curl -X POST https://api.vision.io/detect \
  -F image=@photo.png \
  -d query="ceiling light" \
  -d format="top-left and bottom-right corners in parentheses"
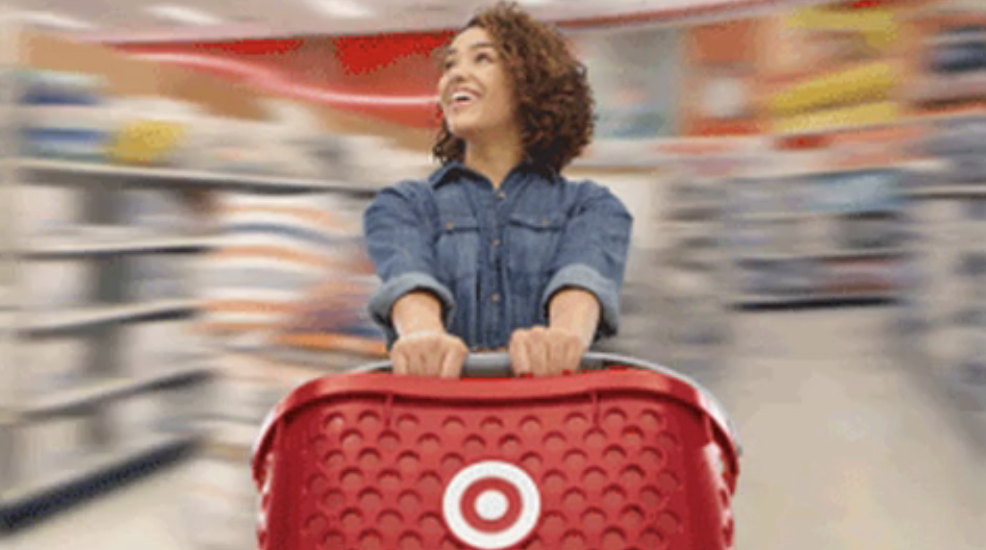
top-left (16, 11), bottom-right (94, 31)
top-left (308, 0), bottom-right (375, 19)
top-left (147, 5), bottom-right (223, 26)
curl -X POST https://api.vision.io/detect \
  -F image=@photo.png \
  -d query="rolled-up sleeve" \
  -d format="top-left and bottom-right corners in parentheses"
top-left (540, 181), bottom-right (633, 340)
top-left (363, 181), bottom-right (455, 348)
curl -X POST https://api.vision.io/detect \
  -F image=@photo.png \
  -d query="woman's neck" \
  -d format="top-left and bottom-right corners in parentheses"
top-left (464, 130), bottom-right (524, 189)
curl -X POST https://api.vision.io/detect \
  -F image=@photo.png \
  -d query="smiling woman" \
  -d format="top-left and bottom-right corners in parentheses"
top-left (433, 3), bottom-right (595, 174)
top-left (363, 1), bottom-right (634, 379)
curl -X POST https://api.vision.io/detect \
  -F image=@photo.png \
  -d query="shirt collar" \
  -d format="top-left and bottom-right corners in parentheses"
top-left (429, 158), bottom-right (561, 188)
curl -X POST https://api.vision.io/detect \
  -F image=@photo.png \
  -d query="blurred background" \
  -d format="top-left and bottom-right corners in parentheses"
top-left (0, 0), bottom-right (984, 548)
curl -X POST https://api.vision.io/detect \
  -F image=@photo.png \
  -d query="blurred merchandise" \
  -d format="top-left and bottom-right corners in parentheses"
top-left (199, 191), bottom-right (370, 339)
top-left (577, 26), bottom-right (681, 139)
top-left (679, 18), bottom-right (765, 136)
top-left (274, 273), bottom-right (386, 357)
top-left (761, 3), bottom-right (908, 135)
top-left (726, 157), bottom-right (909, 305)
top-left (768, 62), bottom-right (899, 116)
top-left (651, 153), bottom-right (733, 382)
top-left (909, 11), bottom-right (986, 108)
top-left (17, 70), bottom-right (112, 161)
top-left (820, 258), bottom-right (899, 294)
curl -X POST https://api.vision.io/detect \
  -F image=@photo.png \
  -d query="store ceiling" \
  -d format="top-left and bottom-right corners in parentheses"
top-left (11, 0), bottom-right (734, 42)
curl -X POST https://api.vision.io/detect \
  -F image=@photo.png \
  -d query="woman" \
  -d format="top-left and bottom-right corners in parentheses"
top-left (364, 1), bottom-right (633, 378)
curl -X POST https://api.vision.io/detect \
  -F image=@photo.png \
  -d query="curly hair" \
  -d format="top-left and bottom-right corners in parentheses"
top-left (432, 1), bottom-right (595, 173)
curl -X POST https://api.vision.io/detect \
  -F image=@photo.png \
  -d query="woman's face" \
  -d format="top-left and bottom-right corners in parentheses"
top-left (438, 26), bottom-right (519, 142)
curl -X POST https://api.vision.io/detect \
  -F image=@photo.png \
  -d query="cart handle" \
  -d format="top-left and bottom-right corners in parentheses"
top-left (351, 351), bottom-right (741, 457)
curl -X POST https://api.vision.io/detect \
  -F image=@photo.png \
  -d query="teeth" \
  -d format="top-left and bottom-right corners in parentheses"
top-left (453, 91), bottom-right (475, 102)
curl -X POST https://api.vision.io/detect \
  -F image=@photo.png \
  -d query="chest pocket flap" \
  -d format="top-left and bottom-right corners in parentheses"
top-left (435, 214), bottom-right (481, 278)
top-left (506, 210), bottom-right (568, 274)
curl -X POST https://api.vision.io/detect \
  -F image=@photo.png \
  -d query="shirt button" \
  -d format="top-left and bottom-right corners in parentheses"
top-left (492, 239), bottom-right (501, 247)
top-left (446, 221), bottom-right (454, 230)
top-left (497, 191), bottom-right (507, 200)
top-left (491, 293), bottom-right (500, 303)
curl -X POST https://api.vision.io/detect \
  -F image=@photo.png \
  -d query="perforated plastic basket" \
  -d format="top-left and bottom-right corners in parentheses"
top-left (252, 353), bottom-right (741, 550)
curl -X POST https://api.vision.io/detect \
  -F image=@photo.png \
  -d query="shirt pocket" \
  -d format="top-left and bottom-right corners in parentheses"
top-left (505, 210), bottom-right (567, 275)
top-left (435, 215), bottom-right (481, 280)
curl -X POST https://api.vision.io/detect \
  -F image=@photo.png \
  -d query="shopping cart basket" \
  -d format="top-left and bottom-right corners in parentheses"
top-left (252, 352), bottom-right (741, 550)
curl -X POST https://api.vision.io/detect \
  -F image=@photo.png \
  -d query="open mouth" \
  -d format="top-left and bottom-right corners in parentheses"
top-left (449, 89), bottom-right (479, 109)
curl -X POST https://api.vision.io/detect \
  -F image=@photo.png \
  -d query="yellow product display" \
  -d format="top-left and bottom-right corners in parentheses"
top-left (772, 101), bottom-right (900, 134)
top-left (770, 61), bottom-right (900, 116)
top-left (788, 7), bottom-right (899, 51)
top-left (108, 120), bottom-right (187, 165)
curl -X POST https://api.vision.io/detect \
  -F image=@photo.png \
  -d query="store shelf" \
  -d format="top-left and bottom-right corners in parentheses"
top-left (733, 293), bottom-right (897, 310)
top-left (905, 186), bottom-right (986, 199)
top-left (19, 158), bottom-right (380, 196)
top-left (0, 433), bottom-right (198, 531)
top-left (666, 202), bottom-right (722, 220)
top-left (25, 299), bottom-right (198, 334)
top-left (22, 363), bottom-right (213, 420)
top-left (27, 235), bottom-right (216, 257)
top-left (732, 211), bottom-right (821, 222)
top-left (737, 248), bottom-right (906, 262)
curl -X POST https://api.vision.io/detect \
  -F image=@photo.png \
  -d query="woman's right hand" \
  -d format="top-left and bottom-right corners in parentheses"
top-left (391, 331), bottom-right (468, 378)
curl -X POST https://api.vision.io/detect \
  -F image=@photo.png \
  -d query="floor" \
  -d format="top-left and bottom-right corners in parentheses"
top-left (5, 308), bottom-right (985, 550)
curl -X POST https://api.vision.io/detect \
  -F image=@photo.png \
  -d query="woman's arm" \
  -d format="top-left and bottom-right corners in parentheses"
top-left (392, 290), bottom-right (446, 336)
top-left (548, 287), bottom-right (600, 347)
top-left (510, 182), bottom-right (633, 377)
top-left (364, 182), bottom-right (468, 377)
top-left (364, 182), bottom-right (456, 347)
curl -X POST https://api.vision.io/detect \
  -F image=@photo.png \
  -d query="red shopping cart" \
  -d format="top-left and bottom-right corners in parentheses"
top-left (252, 353), bottom-right (741, 550)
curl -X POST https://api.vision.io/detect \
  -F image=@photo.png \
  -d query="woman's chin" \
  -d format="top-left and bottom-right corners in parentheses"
top-left (447, 122), bottom-right (479, 140)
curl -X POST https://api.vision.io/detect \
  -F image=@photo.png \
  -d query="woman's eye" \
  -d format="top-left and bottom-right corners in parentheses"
top-left (443, 59), bottom-right (455, 71)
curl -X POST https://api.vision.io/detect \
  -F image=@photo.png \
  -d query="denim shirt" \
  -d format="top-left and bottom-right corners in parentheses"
top-left (363, 160), bottom-right (633, 351)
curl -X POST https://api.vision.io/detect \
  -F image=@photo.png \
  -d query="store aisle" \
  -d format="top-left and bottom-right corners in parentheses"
top-left (722, 308), bottom-right (985, 550)
top-left (4, 309), bottom-right (983, 550)
top-left (6, 461), bottom-right (193, 550)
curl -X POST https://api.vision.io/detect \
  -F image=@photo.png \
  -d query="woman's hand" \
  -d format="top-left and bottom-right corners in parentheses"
top-left (391, 331), bottom-right (469, 378)
top-left (509, 326), bottom-right (587, 377)
top-left (390, 291), bottom-right (466, 377)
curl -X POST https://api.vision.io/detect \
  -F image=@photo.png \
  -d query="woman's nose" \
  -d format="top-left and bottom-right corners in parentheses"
top-left (445, 67), bottom-right (467, 85)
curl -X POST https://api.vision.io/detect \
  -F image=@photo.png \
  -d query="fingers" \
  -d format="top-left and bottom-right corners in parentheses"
top-left (391, 332), bottom-right (467, 378)
top-left (392, 346), bottom-right (408, 376)
top-left (509, 326), bottom-right (550, 377)
top-left (440, 338), bottom-right (467, 379)
top-left (510, 331), bottom-right (532, 377)
top-left (394, 327), bottom-right (585, 379)
top-left (509, 327), bottom-right (586, 378)
top-left (528, 327), bottom-right (550, 377)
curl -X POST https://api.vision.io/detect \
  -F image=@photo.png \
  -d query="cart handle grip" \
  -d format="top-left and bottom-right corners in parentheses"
top-left (351, 351), bottom-right (610, 378)
top-left (351, 352), bottom-right (740, 457)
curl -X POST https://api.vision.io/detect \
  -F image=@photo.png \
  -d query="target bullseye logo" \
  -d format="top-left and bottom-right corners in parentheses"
top-left (443, 460), bottom-right (541, 549)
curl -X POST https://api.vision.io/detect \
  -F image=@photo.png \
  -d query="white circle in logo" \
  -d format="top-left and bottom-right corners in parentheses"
top-left (476, 490), bottom-right (508, 521)
top-left (443, 460), bottom-right (541, 550)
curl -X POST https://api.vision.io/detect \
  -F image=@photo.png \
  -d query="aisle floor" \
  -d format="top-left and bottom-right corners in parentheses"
top-left (6, 309), bottom-right (985, 550)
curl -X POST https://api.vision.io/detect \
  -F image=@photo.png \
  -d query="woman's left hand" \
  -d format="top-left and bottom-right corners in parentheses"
top-left (508, 325), bottom-right (587, 377)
